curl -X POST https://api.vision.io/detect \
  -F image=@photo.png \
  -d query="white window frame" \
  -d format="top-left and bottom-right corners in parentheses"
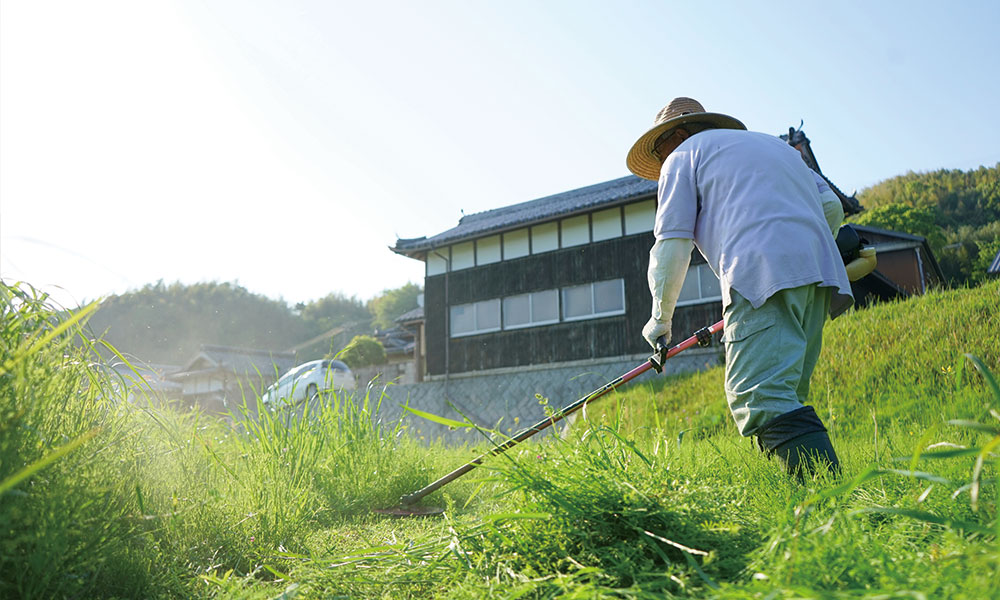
top-left (561, 279), bottom-right (626, 322)
top-left (450, 299), bottom-right (502, 338)
top-left (675, 263), bottom-right (723, 307)
top-left (502, 289), bottom-right (560, 330)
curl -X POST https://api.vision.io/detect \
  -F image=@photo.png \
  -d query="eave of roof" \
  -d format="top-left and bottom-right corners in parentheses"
top-left (395, 306), bottom-right (424, 323)
top-left (392, 175), bottom-right (656, 258)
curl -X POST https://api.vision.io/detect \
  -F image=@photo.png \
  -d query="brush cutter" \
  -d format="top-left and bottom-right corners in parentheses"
top-left (373, 320), bottom-right (725, 517)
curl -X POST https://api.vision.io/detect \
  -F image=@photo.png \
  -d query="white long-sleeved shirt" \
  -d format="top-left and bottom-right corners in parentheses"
top-left (653, 128), bottom-right (853, 316)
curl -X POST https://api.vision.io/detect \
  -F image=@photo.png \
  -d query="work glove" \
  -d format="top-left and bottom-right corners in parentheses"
top-left (845, 247), bottom-right (877, 281)
top-left (644, 238), bottom-right (692, 349)
top-left (643, 317), bottom-right (672, 350)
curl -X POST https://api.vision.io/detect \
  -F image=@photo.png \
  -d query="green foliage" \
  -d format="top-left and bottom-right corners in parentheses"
top-left (338, 334), bottom-right (387, 368)
top-left (88, 280), bottom-right (310, 364)
top-left (858, 164), bottom-right (1000, 226)
top-left (88, 281), bottom-right (424, 368)
top-left (368, 282), bottom-right (422, 331)
top-left (853, 164), bottom-right (1000, 286)
top-left (0, 280), bottom-right (458, 597)
top-left (852, 203), bottom-right (947, 250)
top-left (975, 237), bottom-right (1000, 282)
top-left (297, 291), bottom-right (370, 332)
top-left (0, 283), bottom-right (170, 598)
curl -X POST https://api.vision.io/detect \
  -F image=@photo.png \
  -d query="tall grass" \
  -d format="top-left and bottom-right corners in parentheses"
top-left (2, 279), bottom-right (998, 598)
top-left (0, 283), bottom-right (166, 597)
top-left (0, 282), bottom-right (475, 597)
top-left (286, 282), bottom-right (999, 598)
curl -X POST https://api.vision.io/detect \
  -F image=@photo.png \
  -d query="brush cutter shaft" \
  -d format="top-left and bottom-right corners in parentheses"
top-left (398, 320), bottom-right (725, 506)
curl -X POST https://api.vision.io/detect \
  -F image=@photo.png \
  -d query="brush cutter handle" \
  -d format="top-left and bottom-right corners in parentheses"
top-left (397, 319), bottom-right (725, 507)
top-left (651, 320), bottom-right (723, 373)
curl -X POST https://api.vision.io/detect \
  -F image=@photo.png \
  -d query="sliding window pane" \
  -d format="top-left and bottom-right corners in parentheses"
top-left (450, 304), bottom-right (475, 336)
top-left (593, 279), bottom-right (624, 314)
top-left (503, 294), bottom-right (530, 328)
top-left (532, 289), bottom-right (559, 322)
top-left (562, 284), bottom-right (592, 319)
top-left (476, 299), bottom-right (500, 331)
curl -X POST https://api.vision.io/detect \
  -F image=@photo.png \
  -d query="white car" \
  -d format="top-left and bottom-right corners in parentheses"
top-left (261, 359), bottom-right (355, 409)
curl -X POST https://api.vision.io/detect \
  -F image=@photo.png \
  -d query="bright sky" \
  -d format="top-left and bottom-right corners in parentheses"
top-left (2, 0), bottom-right (998, 309)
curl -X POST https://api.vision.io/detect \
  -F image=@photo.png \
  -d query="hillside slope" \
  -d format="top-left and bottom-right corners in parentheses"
top-left (610, 280), bottom-right (1000, 446)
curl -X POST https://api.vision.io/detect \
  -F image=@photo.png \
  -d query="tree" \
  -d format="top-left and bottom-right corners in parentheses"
top-left (851, 203), bottom-right (946, 252)
top-left (973, 238), bottom-right (1000, 284)
top-left (851, 164), bottom-right (1000, 287)
top-left (338, 335), bottom-right (386, 368)
top-left (87, 281), bottom-right (310, 364)
top-left (367, 283), bottom-right (422, 331)
top-left (299, 292), bottom-right (370, 332)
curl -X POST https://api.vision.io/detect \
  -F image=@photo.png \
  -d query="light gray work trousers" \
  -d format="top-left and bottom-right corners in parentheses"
top-left (722, 283), bottom-right (831, 437)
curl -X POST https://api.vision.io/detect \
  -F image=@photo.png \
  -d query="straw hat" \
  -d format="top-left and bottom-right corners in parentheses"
top-left (626, 97), bottom-right (746, 180)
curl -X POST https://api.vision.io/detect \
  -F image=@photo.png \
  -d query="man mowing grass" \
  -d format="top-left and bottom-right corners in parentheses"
top-left (626, 97), bottom-right (867, 478)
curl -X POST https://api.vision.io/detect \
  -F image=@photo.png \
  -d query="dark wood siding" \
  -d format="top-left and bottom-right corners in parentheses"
top-left (424, 232), bottom-right (723, 375)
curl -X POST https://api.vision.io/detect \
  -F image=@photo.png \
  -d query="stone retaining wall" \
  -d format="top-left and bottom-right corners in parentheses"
top-left (361, 346), bottom-right (724, 445)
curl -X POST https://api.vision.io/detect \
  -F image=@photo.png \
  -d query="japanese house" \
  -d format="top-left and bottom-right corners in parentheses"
top-left (392, 129), bottom-right (942, 378)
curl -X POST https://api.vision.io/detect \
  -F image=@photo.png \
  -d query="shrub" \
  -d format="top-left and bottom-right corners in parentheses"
top-left (338, 334), bottom-right (386, 368)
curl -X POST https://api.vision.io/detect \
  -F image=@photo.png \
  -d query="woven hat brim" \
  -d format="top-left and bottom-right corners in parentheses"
top-left (626, 112), bottom-right (746, 180)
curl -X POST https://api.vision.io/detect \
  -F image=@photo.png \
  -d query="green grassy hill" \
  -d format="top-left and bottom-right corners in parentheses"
top-left (2, 280), bottom-right (998, 598)
top-left (611, 279), bottom-right (1000, 445)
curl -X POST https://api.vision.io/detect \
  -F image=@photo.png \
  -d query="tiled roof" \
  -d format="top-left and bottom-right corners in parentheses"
top-left (393, 128), bottom-right (861, 259)
top-left (176, 345), bottom-right (297, 378)
top-left (395, 306), bottom-right (424, 323)
top-left (393, 175), bottom-right (656, 256)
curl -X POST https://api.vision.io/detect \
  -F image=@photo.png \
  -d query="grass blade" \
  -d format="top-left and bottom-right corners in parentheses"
top-left (0, 300), bottom-right (99, 376)
top-left (0, 428), bottom-right (99, 495)
top-left (403, 405), bottom-right (475, 429)
top-left (851, 506), bottom-right (994, 535)
top-left (965, 353), bottom-right (1000, 404)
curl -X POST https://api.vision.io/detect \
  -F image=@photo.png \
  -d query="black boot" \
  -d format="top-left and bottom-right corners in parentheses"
top-left (756, 406), bottom-right (840, 479)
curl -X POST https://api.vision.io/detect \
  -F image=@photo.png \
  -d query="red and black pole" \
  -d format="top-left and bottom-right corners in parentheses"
top-left (375, 320), bottom-right (725, 516)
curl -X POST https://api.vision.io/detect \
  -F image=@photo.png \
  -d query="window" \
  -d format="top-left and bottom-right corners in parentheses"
top-left (503, 289), bottom-right (559, 329)
top-left (676, 263), bottom-right (722, 306)
top-left (562, 279), bottom-right (626, 321)
top-left (593, 279), bottom-right (626, 314)
top-left (450, 299), bottom-right (501, 337)
top-left (450, 279), bottom-right (625, 336)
